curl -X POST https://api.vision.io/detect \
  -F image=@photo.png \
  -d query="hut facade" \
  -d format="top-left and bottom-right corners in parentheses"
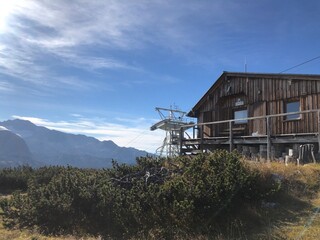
top-left (183, 72), bottom-right (320, 161)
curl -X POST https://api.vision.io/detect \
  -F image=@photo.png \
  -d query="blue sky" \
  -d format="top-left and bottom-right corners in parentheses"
top-left (1, 0), bottom-right (320, 152)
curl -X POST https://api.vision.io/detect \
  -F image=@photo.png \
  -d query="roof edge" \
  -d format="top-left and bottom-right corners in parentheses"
top-left (187, 71), bottom-right (320, 117)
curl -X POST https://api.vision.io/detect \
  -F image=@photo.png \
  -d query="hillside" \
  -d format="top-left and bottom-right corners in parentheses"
top-left (0, 127), bottom-right (34, 168)
top-left (0, 152), bottom-right (320, 239)
top-left (0, 119), bottom-right (150, 168)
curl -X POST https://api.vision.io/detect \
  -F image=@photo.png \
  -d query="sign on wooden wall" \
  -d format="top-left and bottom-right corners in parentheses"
top-left (235, 98), bottom-right (244, 106)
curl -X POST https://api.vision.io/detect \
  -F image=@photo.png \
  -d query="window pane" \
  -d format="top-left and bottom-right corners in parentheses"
top-left (286, 101), bottom-right (300, 120)
top-left (234, 110), bottom-right (248, 124)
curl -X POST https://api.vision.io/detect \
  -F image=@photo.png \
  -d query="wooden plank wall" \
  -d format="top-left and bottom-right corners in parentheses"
top-left (197, 75), bottom-right (320, 136)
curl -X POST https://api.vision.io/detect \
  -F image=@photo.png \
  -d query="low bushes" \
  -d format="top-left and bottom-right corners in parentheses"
top-left (0, 150), bottom-right (280, 239)
top-left (0, 166), bottom-right (33, 192)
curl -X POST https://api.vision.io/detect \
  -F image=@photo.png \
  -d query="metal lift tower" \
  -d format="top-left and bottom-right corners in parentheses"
top-left (150, 107), bottom-right (193, 157)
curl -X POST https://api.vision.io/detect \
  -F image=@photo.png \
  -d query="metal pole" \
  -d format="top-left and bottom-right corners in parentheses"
top-left (193, 126), bottom-right (195, 139)
top-left (179, 127), bottom-right (183, 156)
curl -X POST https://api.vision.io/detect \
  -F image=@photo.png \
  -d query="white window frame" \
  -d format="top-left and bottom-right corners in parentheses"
top-left (234, 109), bottom-right (248, 124)
top-left (285, 101), bottom-right (300, 120)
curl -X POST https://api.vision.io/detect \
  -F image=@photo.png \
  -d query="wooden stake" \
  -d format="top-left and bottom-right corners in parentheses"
top-left (229, 121), bottom-right (233, 152)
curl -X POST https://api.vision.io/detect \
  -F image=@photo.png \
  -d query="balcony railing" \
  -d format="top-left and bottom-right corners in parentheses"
top-left (179, 109), bottom-right (320, 160)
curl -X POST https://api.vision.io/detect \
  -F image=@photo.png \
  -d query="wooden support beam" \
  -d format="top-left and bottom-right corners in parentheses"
top-left (200, 125), bottom-right (204, 151)
top-left (182, 109), bottom-right (320, 155)
top-left (229, 121), bottom-right (233, 152)
top-left (267, 116), bottom-right (272, 162)
top-left (318, 110), bottom-right (320, 153)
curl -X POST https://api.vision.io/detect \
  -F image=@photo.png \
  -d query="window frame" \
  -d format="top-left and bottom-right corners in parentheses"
top-left (234, 108), bottom-right (248, 124)
top-left (284, 100), bottom-right (301, 121)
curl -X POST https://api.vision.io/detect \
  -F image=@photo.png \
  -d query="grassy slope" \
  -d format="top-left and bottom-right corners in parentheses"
top-left (0, 162), bottom-right (320, 240)
top-left (248, 162), bottom-right (320, 240)
top-left (0, 223), bottom-right (98, 240)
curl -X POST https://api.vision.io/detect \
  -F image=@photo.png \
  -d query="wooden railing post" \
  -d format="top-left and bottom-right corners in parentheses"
top-left (200, 125), bottom-right (204, 151)
top-left (267, 116), bottom-right (271, 162)
top-left (229, 121), bottom-right (233, 152)
top-left (318, 110), bottom-right (320, 153)
top-left (182, 109), bottom-right (319, 157)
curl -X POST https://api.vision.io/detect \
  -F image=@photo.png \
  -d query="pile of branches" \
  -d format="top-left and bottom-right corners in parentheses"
top-left (110, 159), bottom-right (184, 188)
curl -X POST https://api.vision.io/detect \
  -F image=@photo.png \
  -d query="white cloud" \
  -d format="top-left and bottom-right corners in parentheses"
top-left (1, 0), bottom-right (290, 88)
top-left (6, 0), bottom-right (151, 52)
top-left (52, 50), bottom-right (140, 72)
top-left (1, 0), bottom-right (235, 93)
top-left (12, 115), bottom-right (165, 153)
top-left (0, 43), bottom-right (113, 93)
top-left (70, 113), bottom-right (83, 118)
top-left (0, 0), bottom-right (146, 91)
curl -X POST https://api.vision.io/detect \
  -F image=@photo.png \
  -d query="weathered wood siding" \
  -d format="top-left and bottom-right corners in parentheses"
top-left (196, 74), bottom-right (320, 137)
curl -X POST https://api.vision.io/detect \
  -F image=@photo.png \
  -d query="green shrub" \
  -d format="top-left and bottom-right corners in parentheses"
top-left (0, 166), bottom-right (33, 192)
top-left (0, 151), bottom-right (278, 239)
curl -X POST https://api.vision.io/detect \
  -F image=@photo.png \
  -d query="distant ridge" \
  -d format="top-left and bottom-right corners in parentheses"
top-left (0, 126), bottom-right (34, 167)
top-left (0, 119), bottom-right (150, 168)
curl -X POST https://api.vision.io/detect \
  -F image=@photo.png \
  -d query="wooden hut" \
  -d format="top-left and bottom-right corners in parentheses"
top-left (182, 71), bottom-right (320, 161)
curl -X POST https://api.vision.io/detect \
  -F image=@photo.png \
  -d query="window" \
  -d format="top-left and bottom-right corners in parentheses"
top-left (285, 101), bottom-right (300, 120)
top-left (234, 109), bottom-right (248, 124)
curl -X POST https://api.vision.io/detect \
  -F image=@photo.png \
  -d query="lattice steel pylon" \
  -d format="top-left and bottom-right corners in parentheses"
top-left (150, 106), bottom-right (193, 157)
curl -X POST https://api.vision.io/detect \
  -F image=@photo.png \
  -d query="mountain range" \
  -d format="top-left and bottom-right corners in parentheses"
top-left (0, 119), bottom-right (150, 168)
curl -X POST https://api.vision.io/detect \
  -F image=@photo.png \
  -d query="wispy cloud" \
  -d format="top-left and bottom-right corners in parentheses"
top-left (52, 50), bottom-right (140, 72)
top-left (1, 0), bottom-right (299, 89)
top-left (0, 43), bottom-right (48, 84)
top-left (9, 1), bottom-right (145, 49)
top-left (2, 1), bottom-right (224, 67)
top-left (12, 115), bottom-right (164, 152)
top-left (2, 0), bottom-right (247, 95)
top-left (0, 0), bottom-right (148, 92)
top-left (0, 81), bottom-right (14, 92)
top-left (0, 43), bottom-right (114, 93)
